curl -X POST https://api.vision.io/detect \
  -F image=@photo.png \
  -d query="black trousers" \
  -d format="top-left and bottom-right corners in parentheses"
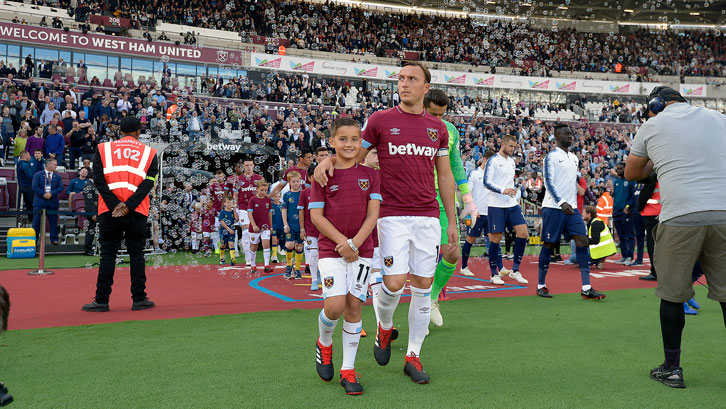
top-left (643, 215), bottom-right (658, 276)
top-left (95, 212), bottom-right (148, 303)
top-left (83, 218), bottom-right (96, 254)
top-left (19, 186), bottom-right (34, 222)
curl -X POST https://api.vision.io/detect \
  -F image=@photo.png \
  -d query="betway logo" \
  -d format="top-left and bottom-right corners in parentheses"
top-left (208, 143), bottom-right (242, 152)
top-left (388, 142), bottom-right (436, 159)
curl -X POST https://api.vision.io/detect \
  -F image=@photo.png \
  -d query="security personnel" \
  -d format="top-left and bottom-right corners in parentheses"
top-left (596, 188), bottom-right (613, 225)
top-left (82, 117), bottom-right (158, 312)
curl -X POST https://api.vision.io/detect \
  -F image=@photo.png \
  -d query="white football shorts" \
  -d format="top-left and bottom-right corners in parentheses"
top-left (249, 229), bottom-right (271, 244)
top-left (378, 216), bottom-right (441, 278)
top-left (318, 257), bottom-right (372, 302)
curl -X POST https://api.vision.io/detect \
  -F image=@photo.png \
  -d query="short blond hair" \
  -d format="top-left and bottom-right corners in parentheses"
top-left (286, 171), bottom-right (301, 182)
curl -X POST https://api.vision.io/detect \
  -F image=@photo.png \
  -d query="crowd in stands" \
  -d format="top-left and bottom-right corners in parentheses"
top-left (35, 0), bottom-right (726, 78)
top-left (0, 64), bottom-right (695, 252)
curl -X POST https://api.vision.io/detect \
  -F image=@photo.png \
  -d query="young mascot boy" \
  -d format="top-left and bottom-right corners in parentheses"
top-left (247, 180), bottom-right (274, 273)
top-left (311, 117), bottom-right (381, 395)
top-left (282, 172), bottom-right (304, 279)
top-left (218, 198), bottom-right (239, 265)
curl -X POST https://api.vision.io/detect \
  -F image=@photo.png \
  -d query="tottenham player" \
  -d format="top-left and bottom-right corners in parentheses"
top-left (483, 135), bottom-right (529, 285)
top-left (315, 61), bottom-right (458, 384)
top-left (311, 117), bottom-right (381, 395)
top-left (461, 150), bottom-right (496, 277)
top-left (422, 89), bottom-right (477, 328)
top-left (538, 124), bottom-right (606, 300)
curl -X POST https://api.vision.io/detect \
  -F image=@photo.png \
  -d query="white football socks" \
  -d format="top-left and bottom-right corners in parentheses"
top-left (263, 248), bottom-right (270, 266)
top-left (407, 286), bottom-right (432, 357)
top-left (370, 281), bottom-right (381, 326)
top-left (341, 320), bottom-right (362, 370)
top-left (318, 309), bottom-right (338, 347)
top-left (376, 282), bottom-right (403, 330)
top-left (309, 248), bottom-right (319, 283)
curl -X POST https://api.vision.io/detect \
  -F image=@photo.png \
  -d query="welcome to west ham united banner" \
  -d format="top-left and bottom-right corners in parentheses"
top-left (0, 21), bottom-right (244, 66)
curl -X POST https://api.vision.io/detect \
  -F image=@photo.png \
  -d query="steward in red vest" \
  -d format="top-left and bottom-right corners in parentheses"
top-left (83, 117), bottom-right (159, 312)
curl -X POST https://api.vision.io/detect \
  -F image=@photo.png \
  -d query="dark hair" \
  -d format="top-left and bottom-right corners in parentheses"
top-left (330, 117), bottom-right (360, 137)
top-left (401, 60), bottom-right (432, 84)
top-left (484, 150), bottom-right (496, 160)
top-left (424, 89), bottom-right (449, 109)
top-left (554, 123), bottom-right (569, 133)
top-left (315, 146), bottom-right (329, 154)
top-left (299, 147), bottom-right (313, 157)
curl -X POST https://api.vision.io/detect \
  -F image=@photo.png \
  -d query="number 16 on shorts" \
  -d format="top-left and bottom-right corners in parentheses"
top-left (318, 257), bottom-right (373, 302)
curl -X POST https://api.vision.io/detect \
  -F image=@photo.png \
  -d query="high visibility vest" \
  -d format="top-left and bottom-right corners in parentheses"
top-left (589, 221), bottom-right (617, 260)
top-left (641, 182), bottom-right (661, 217)
top-left (596, 192), bottom-right (613, 224)
top-left (98, 136), bottom-right (157, 217)
top-left (166, 104), bottom-right (178, 120)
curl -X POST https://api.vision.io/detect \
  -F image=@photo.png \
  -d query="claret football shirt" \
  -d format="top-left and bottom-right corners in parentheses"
top-left (361, 106), bottom-right (448, 218)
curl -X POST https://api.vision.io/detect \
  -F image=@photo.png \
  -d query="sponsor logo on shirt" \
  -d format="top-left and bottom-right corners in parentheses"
top-left (388, 142), bottom-right (436, 159)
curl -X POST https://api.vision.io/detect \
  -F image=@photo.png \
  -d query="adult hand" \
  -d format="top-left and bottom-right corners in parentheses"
top-left (502, 188), bottom-right (517, 197)
top-left (313, 157), bottom-right (334, 187)
top-left (560, 202), bottom-right (574, 215)
top-left (446, 224), bottom-right (458, 250)
top-left (43, 193), bottom-right (51, 200)
top-left (253, 225), bottom-right (260, 233)
top-left (112, 202), bottom-right (129, 217)
top-left (300, 228), bottom-right (306, 240)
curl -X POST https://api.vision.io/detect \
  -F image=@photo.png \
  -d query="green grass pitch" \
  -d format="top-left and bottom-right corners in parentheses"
top-left (1, 286), bottom-right (723, 408)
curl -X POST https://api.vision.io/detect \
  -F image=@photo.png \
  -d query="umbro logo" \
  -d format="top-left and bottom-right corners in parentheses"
top-left (330, 185), bottom-right (339, 192)
top-left (419, 307), bottom-right (430, 313)
top-left (390, 128), bottom-right (401, 135)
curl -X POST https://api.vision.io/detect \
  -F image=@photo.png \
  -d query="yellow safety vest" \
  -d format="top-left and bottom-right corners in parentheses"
top-left (589, 220), bottom-right (617, 259)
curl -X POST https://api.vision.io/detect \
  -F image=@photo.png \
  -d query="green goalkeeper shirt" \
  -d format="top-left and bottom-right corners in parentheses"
top-left (435, 119), bottom-right (470, 204)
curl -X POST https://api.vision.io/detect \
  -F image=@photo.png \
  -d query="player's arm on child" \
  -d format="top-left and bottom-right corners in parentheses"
top-left (312, 149), bottom-right (369, 187)
top-left (435, 155), bottom-right (458, 247)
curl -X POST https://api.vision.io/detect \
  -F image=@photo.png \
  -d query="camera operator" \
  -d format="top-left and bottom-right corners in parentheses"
top-left (625, 86), bottom-right (726, 389)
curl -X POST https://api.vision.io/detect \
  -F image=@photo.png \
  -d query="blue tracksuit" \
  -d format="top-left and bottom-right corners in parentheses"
top-left (612, 178), bottom-right (636, 259)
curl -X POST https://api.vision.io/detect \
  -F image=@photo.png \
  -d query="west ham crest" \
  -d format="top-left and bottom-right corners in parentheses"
top-left (383, 256), bottom-right (394, 268)
top-left (216, 50), bottom-right (229, 63)
top-left (427, 128), bottom-right (439, 142)
top-left (324, 277), bottom-right (334, 288)
top-left (358, 179), bottom-right (370, 191)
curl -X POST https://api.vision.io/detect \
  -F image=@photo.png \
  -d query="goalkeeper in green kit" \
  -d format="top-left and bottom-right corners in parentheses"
top-left (423, 89), bottom-right (479, 328)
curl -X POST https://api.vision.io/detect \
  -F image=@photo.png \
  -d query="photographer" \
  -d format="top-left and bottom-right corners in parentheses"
top-left (625, 86), bottom-right (726, 389)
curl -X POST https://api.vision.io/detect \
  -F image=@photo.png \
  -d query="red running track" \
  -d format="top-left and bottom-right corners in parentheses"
top-left (1, 256), bottom-right (657, 330)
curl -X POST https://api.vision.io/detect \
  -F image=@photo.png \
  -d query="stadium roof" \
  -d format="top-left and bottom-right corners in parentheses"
top-left (358, 0), bottom-right (726, 26)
